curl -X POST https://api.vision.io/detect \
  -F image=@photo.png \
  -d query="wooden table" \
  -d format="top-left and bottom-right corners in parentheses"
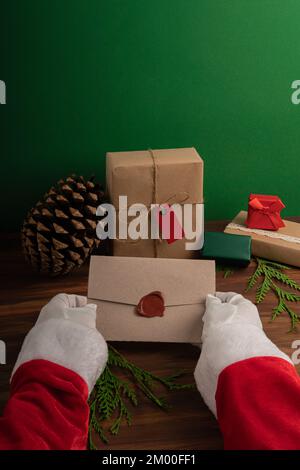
top-left (1, 221), bottom-right (300, 450)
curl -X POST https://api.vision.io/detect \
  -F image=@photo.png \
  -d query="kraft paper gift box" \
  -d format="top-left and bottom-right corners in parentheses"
top-left (88, 256), bottom-right (215, 343)
top-left (225, 211), bottom-right (300, 268)
top-left (106, 147), bottom-right (204, 259)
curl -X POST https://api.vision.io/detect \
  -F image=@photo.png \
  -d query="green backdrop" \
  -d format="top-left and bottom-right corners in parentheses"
top-left (1, 0), bottom-right (300, 231)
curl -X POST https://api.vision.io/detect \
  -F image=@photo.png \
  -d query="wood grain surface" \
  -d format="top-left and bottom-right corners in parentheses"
top-left (1, 221), bottom-right (300, 450)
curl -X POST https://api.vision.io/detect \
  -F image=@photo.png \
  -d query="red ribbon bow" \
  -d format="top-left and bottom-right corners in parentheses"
top-left (249, 197), bottom-right (285, 213)
top-left (247, 195), bottom-right (285, 230)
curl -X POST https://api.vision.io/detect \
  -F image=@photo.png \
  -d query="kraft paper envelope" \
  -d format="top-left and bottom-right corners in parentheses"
top-left (88, 256), bottom-right (215, 343)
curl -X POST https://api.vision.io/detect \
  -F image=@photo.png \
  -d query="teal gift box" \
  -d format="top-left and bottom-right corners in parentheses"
top-left (200, 231), bottom-right (251, 267)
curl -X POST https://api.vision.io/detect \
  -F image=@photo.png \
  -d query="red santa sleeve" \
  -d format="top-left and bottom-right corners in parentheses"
top-left (0, 360), bottom-right (89, 450)
top-left (0, 294), bottom-right (108, 450)
top-left (216, 355), bottom-right (300, 450)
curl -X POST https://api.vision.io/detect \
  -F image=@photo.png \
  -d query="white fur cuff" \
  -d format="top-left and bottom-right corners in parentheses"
top-left (12, 319), bottom-right (108, 394)
top-left (194, 323), bottom-right (293, 417)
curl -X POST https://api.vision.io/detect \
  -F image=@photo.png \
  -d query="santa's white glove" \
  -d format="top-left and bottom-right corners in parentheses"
top-left (194, 292), bottom-right (292, 417)
top-left (12, 294), bottom-right (108, 394)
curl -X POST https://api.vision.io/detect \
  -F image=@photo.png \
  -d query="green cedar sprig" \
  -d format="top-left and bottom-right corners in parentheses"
top-left (246, 257), bottom-right (300, 331)
top-left (89, 345), bottom-right (195, 449)
top-left (216, 264), bottom-right (234, 278)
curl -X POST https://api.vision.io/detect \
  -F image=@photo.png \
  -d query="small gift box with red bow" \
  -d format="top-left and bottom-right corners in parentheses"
top-left (246, 194), bottom-right (285, 231)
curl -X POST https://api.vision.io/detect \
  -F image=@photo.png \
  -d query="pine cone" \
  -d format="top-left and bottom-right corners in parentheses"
top-left (21, 175), bottom-right (106, 276)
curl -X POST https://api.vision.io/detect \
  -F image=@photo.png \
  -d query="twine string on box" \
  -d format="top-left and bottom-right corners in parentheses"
top-left (148, 149), bottom-right (190, 256)
top-left (149, 148), bottom-right (159, 258)
top-left (116, 149), bottom-right (190, 253)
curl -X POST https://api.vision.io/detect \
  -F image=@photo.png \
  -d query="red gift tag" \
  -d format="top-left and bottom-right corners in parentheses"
top-left (157, 204), bottom-right (185, 244)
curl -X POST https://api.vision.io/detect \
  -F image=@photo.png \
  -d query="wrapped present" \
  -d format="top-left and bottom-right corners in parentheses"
top-left (106, 147), bottom-right (204, 258)
top-left (200, 231), bottom-right (251, 267)
top-left (246, 194), bottom-right (285, 231)
top-left (88, 255), bottom-right (215, 343)
top-left (225, 211), bottom-right (300, 267)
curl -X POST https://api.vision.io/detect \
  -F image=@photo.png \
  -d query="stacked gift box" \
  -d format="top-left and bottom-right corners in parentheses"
top-left (106, 147), bottom-right (204, 259)
top-left (224, 194), bottom-right (300, 268)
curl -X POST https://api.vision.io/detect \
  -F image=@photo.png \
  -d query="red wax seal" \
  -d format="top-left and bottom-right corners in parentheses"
top-left (136, 291), bottom-right (165, 318)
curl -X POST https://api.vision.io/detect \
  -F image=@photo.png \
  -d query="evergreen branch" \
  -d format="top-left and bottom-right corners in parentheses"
top-left (108, 346), bottom-right (194, 392)
top-left (265, 268), bottom-right (300, 291)
top-left (88, 345), bottom-right (195, 449)
top-left (89, 401), bottom-right (108, 447)
top-left (120, 379), bottom-right (138, 406)
top-left (224, 268), bottom-right (233, 279)
top-left (216, 264), bottom-right (234, 279)
top-left (256, 276), bottom-right (271, 303)
top-left (260, 260), bottom-right (292, 270)
top-left (247, 257), bottom-right (300, 331)
top-left (280, 290), bottom-right (300, 302)
top-left (272, 298), bottom-right (285, 321)
top-left (245, 258), bottom-right (263, 292)
top-left (284, 304), bottom-right (300, 331)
